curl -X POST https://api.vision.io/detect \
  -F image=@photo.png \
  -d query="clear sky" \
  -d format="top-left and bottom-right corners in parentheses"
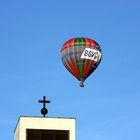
top-left (0, 0), bottom-right (140, 140)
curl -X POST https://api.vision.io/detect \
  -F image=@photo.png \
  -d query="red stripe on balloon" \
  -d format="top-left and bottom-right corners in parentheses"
top-left (64, 62), bottom-right (77, 78)
top-left (61, 38), bottom-right (76, 52)
top-left (65, 61), bottom-right (80, 79)
top-left (70, 60), bottom-right (80, 78)
top-left (83, 60), bottom-right (94, 78)
top-left (84, 38), bottom-right (97, 49)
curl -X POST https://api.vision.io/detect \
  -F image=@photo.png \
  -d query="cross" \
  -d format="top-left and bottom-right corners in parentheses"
top-left (38, 96), bottom-right (50, 117)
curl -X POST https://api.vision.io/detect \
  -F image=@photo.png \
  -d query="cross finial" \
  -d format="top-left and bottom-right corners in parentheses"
top-left (38, 96), bottom-right (50, 117)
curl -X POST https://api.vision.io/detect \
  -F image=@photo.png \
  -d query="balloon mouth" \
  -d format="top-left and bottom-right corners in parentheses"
top-left (80, 81), bottom-right (84, 87)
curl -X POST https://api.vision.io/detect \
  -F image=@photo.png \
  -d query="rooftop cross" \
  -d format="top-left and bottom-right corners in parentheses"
top-left (38, 96), bottom-right (50, 117)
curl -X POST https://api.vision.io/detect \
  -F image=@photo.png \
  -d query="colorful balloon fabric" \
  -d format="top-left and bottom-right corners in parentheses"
top-left (61, 37), bottom-right (102, 87)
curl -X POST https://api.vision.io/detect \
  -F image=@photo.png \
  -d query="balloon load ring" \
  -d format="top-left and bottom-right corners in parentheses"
top-left (80, 81), bottom-right (84, 87)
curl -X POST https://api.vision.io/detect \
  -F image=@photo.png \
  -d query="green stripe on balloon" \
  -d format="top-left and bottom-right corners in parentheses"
top-left (74, 38), bottom-right (86, 80)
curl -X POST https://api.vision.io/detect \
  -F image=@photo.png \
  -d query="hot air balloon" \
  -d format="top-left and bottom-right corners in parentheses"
top-left (61, 37), bottom-right (102, 87)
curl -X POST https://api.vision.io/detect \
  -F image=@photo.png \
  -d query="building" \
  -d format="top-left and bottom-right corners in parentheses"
top-left (14, 116), bottom-right (76, 140)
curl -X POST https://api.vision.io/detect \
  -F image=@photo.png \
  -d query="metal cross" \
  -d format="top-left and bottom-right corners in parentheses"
top-left (38, 96), bottom-right (50, 117)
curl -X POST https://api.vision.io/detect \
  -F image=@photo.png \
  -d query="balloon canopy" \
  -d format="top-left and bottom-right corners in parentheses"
top-left (61, 37), bottom-right (102, 87)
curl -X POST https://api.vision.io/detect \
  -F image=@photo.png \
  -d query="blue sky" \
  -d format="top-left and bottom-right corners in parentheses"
top-left (0, 0), bottom-right (140, 140)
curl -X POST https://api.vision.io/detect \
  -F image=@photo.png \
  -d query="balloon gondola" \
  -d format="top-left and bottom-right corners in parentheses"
top-left (61, 37), bottom-right (102, 87)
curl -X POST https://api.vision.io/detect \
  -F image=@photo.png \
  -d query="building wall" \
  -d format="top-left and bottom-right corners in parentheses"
top-left (14, 120), bottom-right (20, 140)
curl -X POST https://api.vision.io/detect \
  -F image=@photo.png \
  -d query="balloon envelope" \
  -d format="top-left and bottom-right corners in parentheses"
top-left (61, 37), bottom-right (102, 87)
